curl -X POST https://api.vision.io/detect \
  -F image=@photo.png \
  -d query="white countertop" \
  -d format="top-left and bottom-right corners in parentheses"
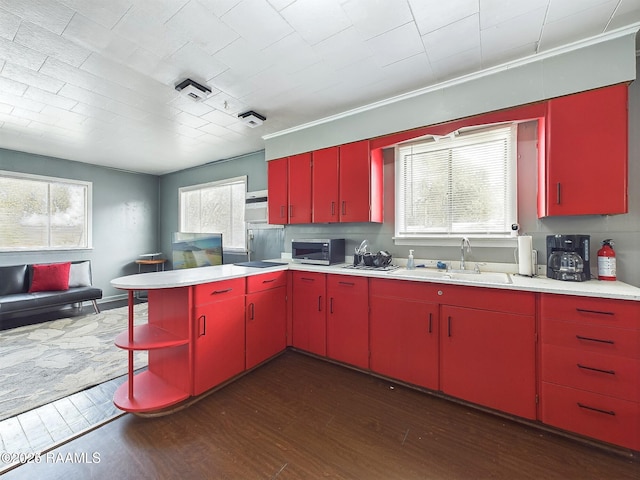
top-left (111, 261), bottom-right (640, 301)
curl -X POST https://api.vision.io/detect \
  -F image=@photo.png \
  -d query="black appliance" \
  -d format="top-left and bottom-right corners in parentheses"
top-left (291, 239), bottom-right (345, 265)
top-left (546, 234), bottom-right (590, 281)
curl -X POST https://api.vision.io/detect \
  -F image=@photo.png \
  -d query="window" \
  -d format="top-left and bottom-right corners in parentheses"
top-left (179, 176), bottom-right (246, 251)
top-left (0, 171), bottom-right (91, 251)
top-left (395, 124), bottom-right (517, 242)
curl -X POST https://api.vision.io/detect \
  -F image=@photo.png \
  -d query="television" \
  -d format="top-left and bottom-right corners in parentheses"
top-left (172, 232), bottom-right (223, 269)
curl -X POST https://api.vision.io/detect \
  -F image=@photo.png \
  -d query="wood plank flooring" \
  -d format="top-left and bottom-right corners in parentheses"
top-left (2, 351), bottom-right (637, 479)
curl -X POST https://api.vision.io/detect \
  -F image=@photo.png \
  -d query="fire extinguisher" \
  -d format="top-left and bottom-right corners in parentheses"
top-left (597, 239), bottom-right (616, 281)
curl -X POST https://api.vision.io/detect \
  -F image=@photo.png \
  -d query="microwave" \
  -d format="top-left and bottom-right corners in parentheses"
top-left (291, 239), bottom-right (345, 265)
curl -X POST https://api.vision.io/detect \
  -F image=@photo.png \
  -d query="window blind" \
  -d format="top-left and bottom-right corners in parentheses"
top-left (396, 125), bottom-right (516, 238)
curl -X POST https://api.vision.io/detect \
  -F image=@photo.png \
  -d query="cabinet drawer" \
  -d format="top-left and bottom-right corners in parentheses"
top-left (541, 319), bottom-right (640, 359)
top-left (246, 271), bottom-right (287, 293)
top-left (541, 382), bottom-right (639, 451)
top-left (541, 294), bottom-right (639, 329)
top-left (370, 278), bottom-right (440, 302)
top-left (193, 278), bottom-right (245, 305)
top-left (541, 345), bottom-right (639, 402)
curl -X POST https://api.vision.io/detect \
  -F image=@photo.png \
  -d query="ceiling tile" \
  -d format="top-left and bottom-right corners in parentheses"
top-left (540, 1), bottom-right (620, 50)
top-left (15, 21), bottom-right (90, 68)
top-left (0, 7), bottom-right (21, 40)
top-left (204, 92), bottom-right (248, 115)
top-left (0, 36), bottom-right (47, 70)
top-left (280, 0), bottom-right (352, 45)
top-left (24, 86), bottom-right (78, 110)
top-left (165, 0), bottom-right (239, 55)
top-left (260, 32), bottom-right (321, 75)
top-left (0, 90), bottom-right (45, 112)
top-left (422, 14), bottom-right (481, 63)
top-left (0, 0), bottom-right (74, 35)
top-left (200, 109), bottom-right (237, 126)
top-left (59, 0), bottom-right (133, 29)
top-left (409, 0), bottom-right (478, 35)
top-left (608, 0), bottom-right (640, 29)
top-left (197, 0), bottom-right (242, 17)
top-left (430, 46), bottom-right (482, 82)
top-left (213, 37), bottom-right (274, 77)
top-left (367, 21), bottom-right (424, 67)
top-left (342, 0), bottom-right (413, 40)
top-left (2, 62), bottom-right (65, 93)
top-left (221, 0), bottom-right (293, 48)
top-left (546, 0), bottom-right (617, 22)
top-left (152, 42), bottom-right (229, 86)
top-left (480, 7), bottom-right (546, 62)
top-left (313, 27), bottom-right (374, 70)
top-left (170, 95), bottom-right (215, 117)
top-left (479, 0), bottom-right (549, 29)
top-left (62, 13), bottom-right (137, 61)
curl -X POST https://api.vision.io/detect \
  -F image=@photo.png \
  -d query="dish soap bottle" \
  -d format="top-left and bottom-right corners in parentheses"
top-left (407, 250), bottom-right (415, 270)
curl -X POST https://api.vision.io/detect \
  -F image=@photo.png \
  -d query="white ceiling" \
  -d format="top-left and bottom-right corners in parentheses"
top-left (0, 0), bottom-right (639, 175)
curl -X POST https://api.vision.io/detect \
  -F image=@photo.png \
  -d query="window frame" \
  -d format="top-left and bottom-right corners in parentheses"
top-left (394, 123), bottom-right (518, 247)
top-left (0, 170), bottom-right (92, 252)
top-left (178, 175), bottom-right (247, 253)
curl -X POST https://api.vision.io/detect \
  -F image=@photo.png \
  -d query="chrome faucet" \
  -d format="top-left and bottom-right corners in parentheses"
top-left (460, 237), bottom-right (471, 270)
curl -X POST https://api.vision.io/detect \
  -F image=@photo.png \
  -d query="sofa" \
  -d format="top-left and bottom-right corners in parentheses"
top-left (0, 260), bottom-right (102, 330)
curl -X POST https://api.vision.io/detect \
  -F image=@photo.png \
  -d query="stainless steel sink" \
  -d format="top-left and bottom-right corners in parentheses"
top-left (389, 268), bottom-right (512, 284)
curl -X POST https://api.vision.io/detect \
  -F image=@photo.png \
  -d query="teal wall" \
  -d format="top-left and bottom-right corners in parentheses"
top-left (0, 149), bottom-right (159, 300)
top-left (158, 150), bottom-right (267, 266)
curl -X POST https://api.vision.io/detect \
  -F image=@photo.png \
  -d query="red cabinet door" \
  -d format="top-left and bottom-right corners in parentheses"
top-left (246, 286), bottom-right (287, 369)
top-left (542, 83), bottom-right (628, 216)
top-left (370, 296), bottom-right (439, 390)
top-left (267, 157), bottom-right (288, 224)
top-left (288, 152), bottom-right (312, 224)
top-left (326, 275), bottom-right (369, 369)
top-left (193, 294), bottom-right (246, 395)
top-left (440, 305), bottom-right (536, 419)
top-left (291, 272), bottom-right (326, 355)
top-left (338, 140), bottom-right (372, 222)
top-left (312, 146), bottom-right (339, 223)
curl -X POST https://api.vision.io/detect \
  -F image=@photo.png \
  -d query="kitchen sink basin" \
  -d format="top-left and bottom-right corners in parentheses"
top-left (389, 268), bottom-right (512, 284)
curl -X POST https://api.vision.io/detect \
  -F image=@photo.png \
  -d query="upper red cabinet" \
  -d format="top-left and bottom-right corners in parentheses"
top-left (539, 83), bottom-right (628, 217)
top-left (268, 140), bottom-right (383, 225)
top-left (267, 157), bottom-right (288, 224)
top-left (312, 146), bottom-right (340, 223)
top-left (338, 140), bottom-right (383, 223)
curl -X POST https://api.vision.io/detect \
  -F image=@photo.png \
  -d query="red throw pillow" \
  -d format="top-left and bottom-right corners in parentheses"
top-left (29, 262), bottom-right (71, 292)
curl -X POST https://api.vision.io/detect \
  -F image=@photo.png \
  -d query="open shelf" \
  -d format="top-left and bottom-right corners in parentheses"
top-left (115, 324), bottom-right (189, 350)
top-left (113, 370), bottom-right (190, 413)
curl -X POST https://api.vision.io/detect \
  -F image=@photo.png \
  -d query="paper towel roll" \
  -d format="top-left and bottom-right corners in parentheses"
top-left (517, 236), bottom-right (533, 276)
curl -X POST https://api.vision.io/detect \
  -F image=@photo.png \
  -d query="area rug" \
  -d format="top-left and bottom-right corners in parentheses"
top-left (0, 303), bottom-right (149, 421)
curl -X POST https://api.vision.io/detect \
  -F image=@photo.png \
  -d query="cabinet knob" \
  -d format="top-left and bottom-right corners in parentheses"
top-left (437, 290), bottom-right (443, 296)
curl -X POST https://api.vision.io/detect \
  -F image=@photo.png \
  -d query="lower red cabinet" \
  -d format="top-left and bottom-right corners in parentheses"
top-left (291, 272), bottom-right (327, 356)
top-left (326, 275), bottom-right (369, 369)
top-left (246, 286), bottom-right (287, 369)
top-left (192, 284), bottom-right (246, 396)
top-left (440, 305), bottom-right (536, 419)
top-left (370, 281), bottom-right (439, 390)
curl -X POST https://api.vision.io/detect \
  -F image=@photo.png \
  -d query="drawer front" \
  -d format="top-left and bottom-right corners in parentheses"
top-left (246, 271), bottom-right (287, 293)
top-left (541, 382), bottom-right (639, 451)
top-left (541, 294), bottom-right (639, 329)
top-left (369, 278), bottom-right (442, 302)
top-left (194, 278), bottom-right (245, 305)
top-left (541, 318), bottom-right (640, 359)
top-left (541, 345), bottom-right (639, 401)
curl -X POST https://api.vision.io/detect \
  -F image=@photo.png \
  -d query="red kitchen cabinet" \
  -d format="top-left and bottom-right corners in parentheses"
top-left (339, 140), bottom-right (383, 223)
top-left (246, 271), bottom-right (287, 369)
top-left (540, 293), bottom-right (640, 450)
top-left (291, 271), bottom-right (327, 356)
top-left (440, 304), bottom-right (536, 419)
top-left (326, 274), bottom-right (369, 369)
top-left (192, 279), bottom-right (246, 396)
top-left (312, 146), bottom-right (340, 223)
top-left (370, 279), bottom-right (439, 389)
top-left (539, 83), bottom-right (628, 217)
top-left (267, 157), bottom-right (288, 224)
top-left (288, 152), bottom-right (312, 224)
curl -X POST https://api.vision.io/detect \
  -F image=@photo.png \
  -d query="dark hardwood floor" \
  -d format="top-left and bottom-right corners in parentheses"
top-left (2, 351), bottom-right (637, 480)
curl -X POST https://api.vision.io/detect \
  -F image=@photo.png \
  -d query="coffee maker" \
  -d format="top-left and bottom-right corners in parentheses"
top-left (546, 235), bottom-right (591, 281)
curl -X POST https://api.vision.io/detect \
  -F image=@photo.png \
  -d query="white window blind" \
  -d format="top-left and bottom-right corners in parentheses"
top-left (179, 176), bottom-right (246, 251)
top-left (0, 171), bottom-right (91, 251)
top-left (396, 125), bottom-right (517, 239)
